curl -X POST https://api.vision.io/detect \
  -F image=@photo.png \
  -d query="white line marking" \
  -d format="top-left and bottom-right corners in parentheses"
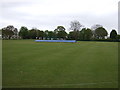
top-left (4, 81), bottom-right (117, 87)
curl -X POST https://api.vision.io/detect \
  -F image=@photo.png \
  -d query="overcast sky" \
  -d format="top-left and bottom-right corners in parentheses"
top-left (0, 0), bottom-right (119, 34)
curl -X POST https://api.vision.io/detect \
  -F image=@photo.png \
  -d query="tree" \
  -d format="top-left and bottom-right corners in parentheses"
top-left (68, 31), bottom-right (74, 40)
top-left (55, 26), bottom-right (67, 40)
top-left (36, 29), bottom-right (40, 39)
top-left (39, 31), bottom-right (44, 40)
top-left (94, 27), bottom-right (108, 39)
top-left (28, 28), bottom-right (37, 39)
top-left (5, 25), bottom-right (18, 39)
top-left (68, 31), bottom-right (79, 40)
top-left (54, 29), bottom-right (58, 40)
top-left (69, 21), bottom-right (83, 40)
top-left (56, 26), bottom-right (65, 31)
top-left (110, 29), bottom-right (117, 40)
top-left (19, 26), bottom-right (29, 39)
top-left (48, 31), bottom-right (55, 40)
top-left (69, 20), bottom-right (82, 31)
top-left (44, 30), bottom-right (49, 40)
top-left (12, 28), bottom-right (18, 39)
top-left (85, 28), bottom-right (93, 40)
top-left (91, 24), bottom-right (103, 39)
top-left (2, 28), bottom-right (14, 39)
top-left (91, 24), bottom-right (103, 30)
top-left (1, 25), bottom-right (15, 39)
top-left (0, 29), bottom-right (1, 39)
top-left (79, 28), bottom-right (85, 40)
top-left (57, 31), bottom-right (67, 40)
top-left (79, 28), bottom-right (93, 40)
top-left (116, 35), bottom-right (120, 41)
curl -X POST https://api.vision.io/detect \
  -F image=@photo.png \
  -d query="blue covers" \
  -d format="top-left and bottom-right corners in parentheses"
top-left (35, 40), bottom-right (76, 42)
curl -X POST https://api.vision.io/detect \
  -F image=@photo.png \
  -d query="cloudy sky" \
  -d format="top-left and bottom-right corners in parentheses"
top-left (0, 0), bottom-right (119, 34)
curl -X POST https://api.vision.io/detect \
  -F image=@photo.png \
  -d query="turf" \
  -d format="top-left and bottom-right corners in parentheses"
top-left (2, 40), bottom-right (118, 88)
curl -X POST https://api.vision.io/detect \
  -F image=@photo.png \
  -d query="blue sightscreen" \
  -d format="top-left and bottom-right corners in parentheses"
top-left (35, 40), bottom-right (76, 42)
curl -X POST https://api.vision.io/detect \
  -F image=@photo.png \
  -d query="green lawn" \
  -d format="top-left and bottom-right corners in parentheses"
top-left (2, 40), bottom-right (118, 88)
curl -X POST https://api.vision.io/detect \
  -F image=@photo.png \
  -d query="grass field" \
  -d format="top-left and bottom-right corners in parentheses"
top-left (2, 40), bottom-right (118, 88)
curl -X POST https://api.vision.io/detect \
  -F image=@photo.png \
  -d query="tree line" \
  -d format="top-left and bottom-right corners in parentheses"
top-left (0, 20), bottom-right (120, 41)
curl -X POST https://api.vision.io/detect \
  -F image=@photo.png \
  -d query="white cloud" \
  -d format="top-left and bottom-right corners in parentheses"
top-left (0, 0), bottom-right (119, 34)
top-left (10, 0), bottom-right (118, 15)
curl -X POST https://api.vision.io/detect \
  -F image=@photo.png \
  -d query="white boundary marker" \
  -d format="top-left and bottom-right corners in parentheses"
top-left (4, 81), bottom-right (117, 88)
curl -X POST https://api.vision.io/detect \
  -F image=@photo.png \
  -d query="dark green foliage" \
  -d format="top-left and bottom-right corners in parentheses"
top-left (56, 26), bottom-right (65, 31)
top-left (19, 26), bottom-right (29, 39)
top-left (0, 29), bottom-right (1, 35)
top-left (57, 30), bottom-right (67, 39)
top-left (79, 28), bottom-right (93, 40)
top-left (91, 24), bottom-right (103, 30)
top-left (2, 29), bottom-right (14, 39)
top-left (116, 35), bottom-right (120, 41)
top-left (69, 21), bottom-right (82, 40)
top-left (39, 31), bottom-right (44, 40)
top-left (44, 30), bottom-right (49, 40)
top-left (0, 24), bottom-right (119, 41)
top-left (55, 26), bottom-right (67, 40)
top-left (110, 30), bottom-right (117, 40)
top-left (68, 28), bottom-right (93, 40)
top-left (116, 35), bottom-right (120, 39)
top-left (68, 31), bottom-right (79, 40)
top-left (1, 25), bottom-right (15, 39)
top-left (95, 27), bottom-right (108, 39)
top-left (28, 29), bottom-right (37, 39)
top-left (48, 31), bottom-right (55, 40)
top-left (0, 29), bottom-right (1, 39)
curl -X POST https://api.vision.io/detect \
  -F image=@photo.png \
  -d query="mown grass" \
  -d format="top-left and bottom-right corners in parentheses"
top-left (2, 40), bottom-right (118, 88)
